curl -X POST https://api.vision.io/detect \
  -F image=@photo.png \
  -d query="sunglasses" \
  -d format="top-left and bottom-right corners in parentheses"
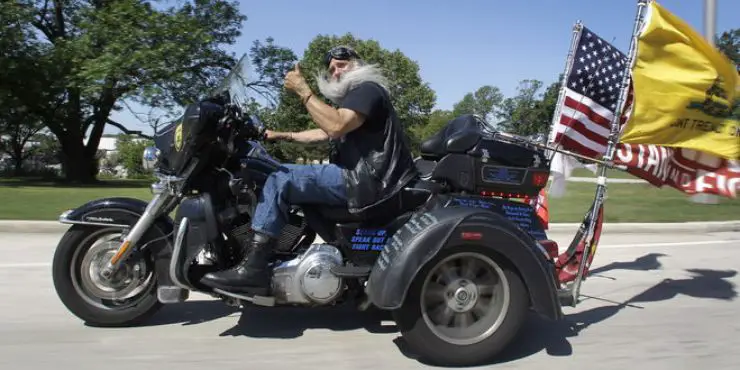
top-left (322, 46), bottom-right (360, 68)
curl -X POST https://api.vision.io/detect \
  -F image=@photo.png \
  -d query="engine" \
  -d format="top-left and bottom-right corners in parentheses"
top-left (271, 244), bottom-right (345, 305)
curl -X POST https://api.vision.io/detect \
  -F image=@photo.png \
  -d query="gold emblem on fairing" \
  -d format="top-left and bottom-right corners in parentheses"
top-left (174, 123), bottom-right (183, 151)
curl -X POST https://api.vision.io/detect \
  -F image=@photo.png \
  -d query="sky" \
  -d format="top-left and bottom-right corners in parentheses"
top-left (108, 0), bottom-right (739, 135)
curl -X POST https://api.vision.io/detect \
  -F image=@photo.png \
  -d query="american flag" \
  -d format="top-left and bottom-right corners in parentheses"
top-left (551, 25), bottom-right (633, 159)
top-left (549, 25), bottom-right (739, 199)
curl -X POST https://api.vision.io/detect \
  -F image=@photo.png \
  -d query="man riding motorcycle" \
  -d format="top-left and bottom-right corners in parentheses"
top-left (200, 45), bottom-right (419, 294)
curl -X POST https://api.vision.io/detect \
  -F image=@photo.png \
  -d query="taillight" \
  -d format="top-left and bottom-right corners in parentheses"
top-left (531, 171), bottom-right (549, 187)
top-left (461, 231), bottom-right (483, 240)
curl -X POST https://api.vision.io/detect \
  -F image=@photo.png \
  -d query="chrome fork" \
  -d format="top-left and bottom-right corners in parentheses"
top-left (99, 174), bottom-right (184, 279)
top-left (99, 191), bottom-right (172, 279)
top-left (98, 157), bottom-right (198, 279)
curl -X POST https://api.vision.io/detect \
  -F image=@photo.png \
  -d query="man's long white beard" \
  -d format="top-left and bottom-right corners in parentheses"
top-left (316, 64), bottom-right (390, 105)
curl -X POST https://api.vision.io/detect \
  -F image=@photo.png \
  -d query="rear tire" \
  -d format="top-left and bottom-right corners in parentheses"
top-left (52, 225), bottom-right (162, 327)
top-left (392, 246), bottom-right (529, 366)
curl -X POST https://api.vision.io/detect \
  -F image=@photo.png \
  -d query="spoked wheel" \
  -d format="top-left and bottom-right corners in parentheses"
top-left (52, 225), bottom-right (162, 327)
top-left (393, 247), bottom-right (529, 366)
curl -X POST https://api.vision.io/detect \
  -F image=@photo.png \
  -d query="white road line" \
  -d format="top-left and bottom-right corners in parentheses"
top-left (0, 239), bottom-right (737, 269)
top-left (554, 239), bottom-right (738, 253)
top-left (596, 239), bottom-right (739, 249)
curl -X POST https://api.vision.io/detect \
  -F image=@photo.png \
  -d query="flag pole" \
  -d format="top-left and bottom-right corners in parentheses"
top-left (546, 21), bottom-right (583, 152)
top-left (704, 0), bottom-right (717, 47)
top-left (691, 0), bottom-right (721, 204)
top-left (563, 0), bottom-right (651, 306)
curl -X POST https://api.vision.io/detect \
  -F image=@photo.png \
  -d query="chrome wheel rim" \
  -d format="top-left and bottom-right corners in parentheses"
top-left (420, 251), bottom-right (510, 346)
top-left (70, 229), bottom-right (155, 310)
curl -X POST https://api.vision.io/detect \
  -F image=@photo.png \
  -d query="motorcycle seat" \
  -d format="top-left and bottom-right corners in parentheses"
top-left (312, 178), bottom-right (442, 224)
top-left (414, 158), bottom-right (435, 179)
top-left (420, 114), bottom-right (483, 160)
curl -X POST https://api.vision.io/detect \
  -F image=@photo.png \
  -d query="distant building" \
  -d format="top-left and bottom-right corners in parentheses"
top-left (1, 132), bottom-right (147, 177)
top-left (87, 134), bottom-right (148, 158)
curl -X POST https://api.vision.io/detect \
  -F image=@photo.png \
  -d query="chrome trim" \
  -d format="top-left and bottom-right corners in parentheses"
top-left (58, 219), bottom-right (131, 228)
top-left (59, 209), bottom-right (73, 220)
top-left (58, 209), bottom-right (131, 228)
top-left (142, 146), bottom-right (161, 171)
top-left (169, 217), bottom-right (191, 290)
top-left (148, 158), bottom-right (199, 197)
top-left (151, 181), bottom-right (166, 195)
top-left (213, 288), bottom-right (276, 307)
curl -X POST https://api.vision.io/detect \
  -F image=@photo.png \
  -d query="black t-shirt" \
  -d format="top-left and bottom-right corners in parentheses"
top-left (329, 81), bottom-right (417, 214)
top-left (339, 82), bottom-right (388, 134)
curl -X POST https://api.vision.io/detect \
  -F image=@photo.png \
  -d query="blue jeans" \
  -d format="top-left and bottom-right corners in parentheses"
top-left (251, 163), bottom-right (347, 237)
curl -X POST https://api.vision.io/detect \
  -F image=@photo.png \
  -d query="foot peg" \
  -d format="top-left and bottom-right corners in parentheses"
top-left (213, 288), bottom-right (276, 307)
top-left (157, 286), bottom-right (190, 304)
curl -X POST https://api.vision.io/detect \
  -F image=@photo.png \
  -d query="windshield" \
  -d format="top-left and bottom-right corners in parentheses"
top-left (210, 53), bottom-right (265, 132)
top-left (211, 53), bottom-right (251, 108)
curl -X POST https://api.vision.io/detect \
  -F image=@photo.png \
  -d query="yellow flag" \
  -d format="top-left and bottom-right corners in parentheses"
top-left (620, 1), bottom-right (740, 160)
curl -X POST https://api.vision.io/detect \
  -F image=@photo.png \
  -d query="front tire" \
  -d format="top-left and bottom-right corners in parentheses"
top-left (52, 225), bottom-right (162, 327)
top-left (393, 246), bottom-right (529, 366)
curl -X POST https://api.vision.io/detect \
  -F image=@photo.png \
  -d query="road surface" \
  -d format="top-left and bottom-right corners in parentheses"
top-left (1, 229), bottom-right (739, 369)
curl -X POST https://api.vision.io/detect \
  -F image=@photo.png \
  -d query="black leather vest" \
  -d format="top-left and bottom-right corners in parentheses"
top-left (329, 83), bottom-right (418, 216)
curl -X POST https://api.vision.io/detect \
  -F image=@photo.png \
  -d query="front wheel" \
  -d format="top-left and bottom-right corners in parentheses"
top-left (52, 225), bottom-right (162, 327)
top-left (392, 247), bottom-right (529, 366)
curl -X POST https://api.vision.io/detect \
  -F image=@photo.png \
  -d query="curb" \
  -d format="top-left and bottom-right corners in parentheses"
top-left (548, 220), bottom-right (740, 234)
top-left (0, 221), bottom-right (73, 234)
top-left (551, 176), bottom-right (647, 184)
top-left (1, 220), bottom-right (738, 235)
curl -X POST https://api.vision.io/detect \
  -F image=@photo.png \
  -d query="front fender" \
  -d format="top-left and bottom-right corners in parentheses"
top-left (365, 206), bottom-right (562, 320)
top-left (59, 196), bottom-right (176, 286)
top-left (59, 196), bottom-right (172, 230)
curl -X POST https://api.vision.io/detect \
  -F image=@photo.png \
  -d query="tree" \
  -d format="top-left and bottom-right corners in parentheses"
top-left (495, 79), bottom-right (560, 136)
top-left (714, 28), bottom-right (739, 121)
top-left (408, 109), bottom-right (456, 144)
top-left (31, 132), bottom-right (63, 168)
top-left (716, 28), bottom-right (739, 71)
top-left (0, 115), bottom-right (44, 176)
top-left (116, 134), bottom-right (153, 178)
top-left (247, 37), bottom-right (299, 108)
top-left (0, 3), bottom-right (62, 175)
top-left (265, 33), bottom-right (437, 161)
top-left (451, 85), bottom-right (504, 123)
top-left (10, 0), bottom-right (247, 183)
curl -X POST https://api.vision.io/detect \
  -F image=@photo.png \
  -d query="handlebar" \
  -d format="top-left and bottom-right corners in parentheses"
top-left (215, 102), bottom-right (268, 147)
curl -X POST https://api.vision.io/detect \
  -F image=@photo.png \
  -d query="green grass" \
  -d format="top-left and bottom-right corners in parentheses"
top-left (0, 177), bottom-right (153, 221)
top-left (0, 177), bottom-right (737, 223)
top-left (0, 177), bottom-right (154, 188)
top-left (548, 182), bottom-right (740, 223)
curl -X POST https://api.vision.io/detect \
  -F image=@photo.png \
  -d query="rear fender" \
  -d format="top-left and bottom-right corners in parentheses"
top-left (59, 197), bottom-right (176, 287)
top-left (365, 206), bottom-right (562, 320)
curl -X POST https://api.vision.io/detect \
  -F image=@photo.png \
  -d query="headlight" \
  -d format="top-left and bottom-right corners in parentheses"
top-left (142, 146), bottom-right (161, 171)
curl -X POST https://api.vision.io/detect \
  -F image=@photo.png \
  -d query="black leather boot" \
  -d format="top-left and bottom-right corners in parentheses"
top-left (200, 232), bottom-right (275, 295)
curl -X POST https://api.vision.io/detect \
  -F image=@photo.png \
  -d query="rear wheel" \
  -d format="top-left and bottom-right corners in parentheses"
top-left (393, 246), bottom-right (529, 366)
top-left (52, 225), bottom-right (162, 327)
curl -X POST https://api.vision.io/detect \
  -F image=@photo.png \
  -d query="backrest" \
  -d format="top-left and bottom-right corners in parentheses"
top-left (419, 114), bottom-right (483, 159)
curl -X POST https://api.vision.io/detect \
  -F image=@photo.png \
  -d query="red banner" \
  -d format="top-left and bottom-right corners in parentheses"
top-left (614, 143), bottom-right (740, 198)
